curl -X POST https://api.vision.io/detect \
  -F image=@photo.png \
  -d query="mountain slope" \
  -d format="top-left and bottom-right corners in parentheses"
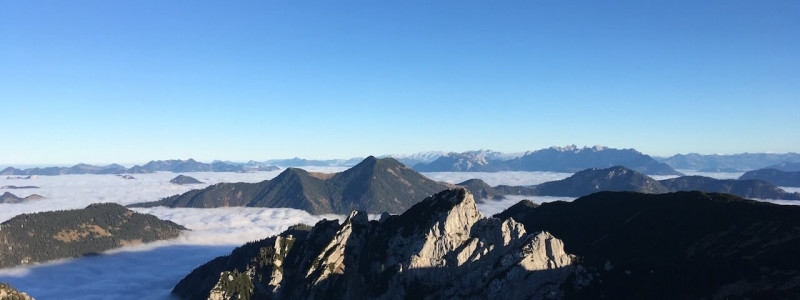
top-left (533, 166), bottom-right (669, 197)
top-left (0, 203), bottom-right (186, 268)
top-left (739, 169), bottom-right (800, 187)
top-left (0, 282), bottom-right (34, 300)
top-left (172, 189), bottom-right (575, 300)
top-left (496, 191), bottom-right (800, 298)
top-left (0, 192), bottom-right (44, 204)
top-left (129, 157), bottom-right (451, 214)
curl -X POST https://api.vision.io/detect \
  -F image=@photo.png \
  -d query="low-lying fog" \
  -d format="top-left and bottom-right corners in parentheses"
top-left (0, 169), bottom-right (794, 299)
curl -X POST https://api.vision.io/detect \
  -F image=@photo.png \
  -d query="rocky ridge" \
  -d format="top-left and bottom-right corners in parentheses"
top-left (173, 189), bottom-right (575, 299)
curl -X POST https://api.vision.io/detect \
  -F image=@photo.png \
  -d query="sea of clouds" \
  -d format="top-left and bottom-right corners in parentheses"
top-left (0, 168), bottom-right (796, 299)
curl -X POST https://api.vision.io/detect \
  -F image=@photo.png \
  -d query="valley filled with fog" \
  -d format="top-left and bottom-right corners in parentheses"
top-left (0, 169), bottom-right (796, 300)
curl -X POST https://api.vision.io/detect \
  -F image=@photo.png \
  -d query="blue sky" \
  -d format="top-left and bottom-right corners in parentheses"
top-left (2, 1), bottom-right (798, 165)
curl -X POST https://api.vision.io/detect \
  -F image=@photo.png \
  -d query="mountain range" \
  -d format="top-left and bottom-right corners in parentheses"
top-left (660, 152), bottom-right (800, 171)
top-left (414, 145), bottom-right (682, 175)
top-left (0, 203), bottom-right (186, 268)
top-left (172, 189), bottom-right (574, 299)
top-left (0, 159), bottom-right (280, 176)
top-left (128, 157), bottom-right (452, 214)
top-left (458, 166), bottom-right (800, 200)
top-left (173, 189), bottom-right (800, 299)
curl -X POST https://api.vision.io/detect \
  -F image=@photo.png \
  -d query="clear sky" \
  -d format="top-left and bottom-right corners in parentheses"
top-left (2, 1), bottom-right (798, 165)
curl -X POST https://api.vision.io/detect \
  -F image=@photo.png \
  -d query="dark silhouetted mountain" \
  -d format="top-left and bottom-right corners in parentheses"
top-left (173, 189), bottom-right (575, 300)
top-left (739, 169), bottom-right (800, 187)
top-left (533, 166), bottom-right (670, 197)
top-left (0, 282), bottom-right (34, 300)
top-left (456, 179), bottom-right (535, 200)
top-left (662, 152), bottom-right (800, 171)
top-left (0, 203), bottom-right (186, 268)
top-left (170, 175), bottom-right (203, 185)
top-left (413, 152), bottom-right (511, 172)
top-left (129, 157), bottom-right (452, 214)
top-left (0, 192), bottom-right (44, 204)
top-left (496, 191), bottom-right (800, 299)
top-left (660, 176), bottom-right (800, 200)
top-left (763, 162), bottom-right (800, 172)
top-left (512, 145), bottom-right (681, 175)
top-left (697, 167), bottom-right (742, 172)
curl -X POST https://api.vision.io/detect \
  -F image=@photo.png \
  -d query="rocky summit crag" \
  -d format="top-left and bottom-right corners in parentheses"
top-left (129, 157), bottom-right (452, 214)
top-left (173, 189), bottom-right (575, 300)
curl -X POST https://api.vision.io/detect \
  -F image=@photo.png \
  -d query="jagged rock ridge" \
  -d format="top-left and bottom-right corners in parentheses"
top-left (129, 156), bottom-right (452, 214)
top-left (172, 189), bottom-right (575, 299)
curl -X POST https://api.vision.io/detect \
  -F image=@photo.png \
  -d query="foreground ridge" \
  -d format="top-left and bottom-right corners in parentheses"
top-left (173, 189), bottom-right (575, 299)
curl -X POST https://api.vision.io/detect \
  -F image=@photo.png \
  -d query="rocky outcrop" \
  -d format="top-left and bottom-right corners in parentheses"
top-left (0, 282), bottom-right (34, 300)
top-left (173, 189), bottom-right (575, 299)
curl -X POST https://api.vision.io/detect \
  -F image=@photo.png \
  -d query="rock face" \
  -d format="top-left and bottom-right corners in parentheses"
top-left (534, 166), bottom-right (669, 197)
top-left (0, 203), bottom-right (186, 268)
top-left (496, 191), bottom-right (800, 298)
top-left (0, 192), bottom-right (44, 204)
top-left (739, 169), bottom-right (800, 187)
top-left (172, 189), bottom-right (575, 300)
top-left (129, 157), bottom-right (452, 214)
top-left (0, 282), bottom-right (34, 300)
top-left (170, 175), bottom-right (204, 185)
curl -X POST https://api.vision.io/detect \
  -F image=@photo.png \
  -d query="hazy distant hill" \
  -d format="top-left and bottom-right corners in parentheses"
top-left (413, 145), bottom-right (681, 175)
top-left (763, 162), bottom-right (800, 172)
top-left (496, 191), bottom-right (800, 298)
top-left (129, 157), bottom-right (451, 214)
top-left (169, 175), bottom-right (203, 185)
top-left (739, 169), bottom-right (800, 187)
top-left (533, 166), bottom-right (670, 197)
top-left (262, 157), bottom-right (364, 167)
top-left (0, 203), bottom-right (186, 268)
top-left (662, 153), bottom-right (800, 171)
top-left (0, 192), bottom-right (44, 204)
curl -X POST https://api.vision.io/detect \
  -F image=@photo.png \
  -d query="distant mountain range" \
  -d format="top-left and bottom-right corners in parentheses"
top-left (0, 203), bottom-right (185, 268)
top-left (0, 159), bottom-right (280, 176)
top-left (173, 189), bottom-right (800, 299)
top-left (129, 157), bottom-right (452, 214)
top-left (413, 145), bottom-right (682, 175)
top-left (0, 192), bottom-right (44, 204)
top-left (740, 169), bottom-right (800, 187)
top-left (660, 152), bottom-right (800, 171)
top-left (172, 189), bottom-right (575, 299)
top-left (458, 166), bottom-right (800, 200)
